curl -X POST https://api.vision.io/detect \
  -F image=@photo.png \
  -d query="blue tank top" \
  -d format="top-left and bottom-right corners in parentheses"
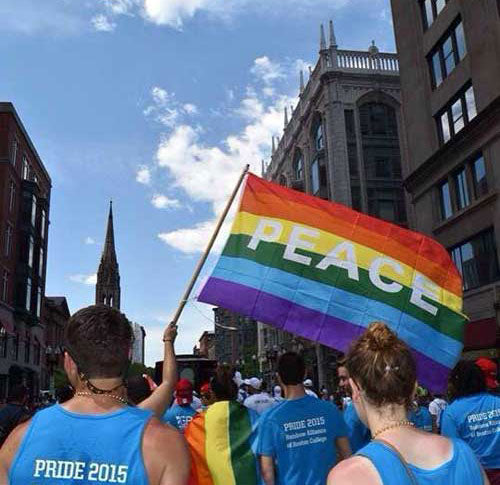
top-left (356, 438), bottom-right (484, 485)
top-left (9, 404), bottom-right (152, 485)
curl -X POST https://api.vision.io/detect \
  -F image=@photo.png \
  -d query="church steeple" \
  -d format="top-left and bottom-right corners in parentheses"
top-left (95, 201), bottom-right (121, 310)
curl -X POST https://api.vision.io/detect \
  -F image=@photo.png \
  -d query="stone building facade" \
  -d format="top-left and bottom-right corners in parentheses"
top-left (390, 0), bottom-right (500, 358)
top-left (0, 103), bottom-right (52, 400)
top-left (213, 307), bottom-right (258, 374)
top-left (259, 21), bottom-right (408, 388)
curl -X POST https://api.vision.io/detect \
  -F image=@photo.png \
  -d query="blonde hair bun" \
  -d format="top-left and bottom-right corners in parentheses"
top-left (365, 322), bottom-right (399, 352)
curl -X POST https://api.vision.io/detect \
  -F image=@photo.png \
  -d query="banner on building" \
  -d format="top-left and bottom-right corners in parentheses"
top-left (198, 173), bottom-right (466, 391)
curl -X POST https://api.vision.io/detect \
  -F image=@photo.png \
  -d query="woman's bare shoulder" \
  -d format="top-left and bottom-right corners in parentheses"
top-left (327, 456), bottom-right (382, 485)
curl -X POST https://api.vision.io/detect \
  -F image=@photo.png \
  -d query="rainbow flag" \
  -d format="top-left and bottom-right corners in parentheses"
top-left (198, 173), bottom-right (467, 392)
top-left (184, 401), bottom-right (259, 485)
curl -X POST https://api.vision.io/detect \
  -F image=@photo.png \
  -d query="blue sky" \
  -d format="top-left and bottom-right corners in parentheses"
top-left (1, 0), bottom-right (395, 366)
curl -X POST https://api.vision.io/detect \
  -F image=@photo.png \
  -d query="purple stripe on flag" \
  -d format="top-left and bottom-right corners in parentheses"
top-left (198, 277), bottom-right (450, 392)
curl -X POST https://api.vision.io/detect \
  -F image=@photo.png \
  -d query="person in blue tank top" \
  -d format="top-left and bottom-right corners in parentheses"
top-left (0, 305), bottom-right (190, 485)
top-left (258, 352), bottom-right (351, 485)
top-left (328, 322), bottom-right (489, 485)
top-left (338, 361), bottom-right (371, 452)
top-left (163, 379), bottom-right (197, 432)
top-left (441, 360), bottom-right (500, 485)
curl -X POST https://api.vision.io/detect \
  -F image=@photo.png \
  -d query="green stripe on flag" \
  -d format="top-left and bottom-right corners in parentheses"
top-left (228, 401), bottom-right (258, 485)
top-left (222, 233), bottom-right (464, 342)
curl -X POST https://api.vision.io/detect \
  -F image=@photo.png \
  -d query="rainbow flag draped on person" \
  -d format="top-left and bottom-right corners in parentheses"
top-left (198, 173), bottom-right (467, 392)
top-left (184, 401), bottom-right (260, 485)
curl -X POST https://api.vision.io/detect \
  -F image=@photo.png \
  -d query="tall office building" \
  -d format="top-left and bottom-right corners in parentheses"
top-left (390, 0), bottom-right (500, 357)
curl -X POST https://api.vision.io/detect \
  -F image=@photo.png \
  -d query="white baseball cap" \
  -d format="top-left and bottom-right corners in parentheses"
top-left (248, 377), bottom-right (262, 390)
top-left (303, 379), bottom-right (313, 387)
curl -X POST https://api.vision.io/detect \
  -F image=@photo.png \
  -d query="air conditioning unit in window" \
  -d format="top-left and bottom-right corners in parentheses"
top-left (291, 179), bottom-right (305, 192)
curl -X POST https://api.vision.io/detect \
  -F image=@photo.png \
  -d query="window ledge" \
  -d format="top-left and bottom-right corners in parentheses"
top-left (433, 190), bottom-right (498, 235)
top-left (462, 281), bottom-right (500, 299)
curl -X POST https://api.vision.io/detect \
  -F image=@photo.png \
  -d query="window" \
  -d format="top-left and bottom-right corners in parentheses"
top-left (311, 159), bottom-right (320, 195)
top-left (421, 0), bottom-right (448, 29)
top-left (2, 271), bottom-right (8, 301)
top-left (8, 182), bottom-right (15, 212)
top-left (31, 195), bottom-right (37, 227)
top-left (26, 277), bottom-right (32, 311)
top-left (278, 175), bottom-right (287, 187)
top-left (451, 228), bottom-right (500, 290)
top-left (28, 236), bottom-right (34, 268)
top-left (351, 185), bottom-right (362, 212)
top-left (348, 143), bottom-right (359, 177)
top-left (436, 152), bottom-right (489, 222)
top-left (39, 248), bottom-right (44, 278)
top-left (314, 122), bottom-right (324, 151)
top-left (34, 339), bottom-right (40, 366)
top-left (25, 334), bottom-right (30, 364)
top-left (465, 86), bottom-right (477, 120)
top-left (10, 140), bottom-right (18, 167)
top-left (13, 333), bottom-right (19, 361)
top-left (345, 110), bottom-right (359, 178)
top-left (4, 225), bottom-right (12, 258)
top-left (36, 287), bottom-right (42, 318)
top-left (428, 20), bottom-right (467, 88)
top-left (439, 181), bottom-right (452, 219)
top-left (360, 103), bottom-right (398, 137)
top-left (454, 168), bottom-right (470, 210)
top-left (437, 84), bottom-right (477, 144)
top-left (22, 156), bottom-right (29, 180)
top-left (0, 328), bottom-right (7, 359)
top-left (367, 188), bottom-right (406, 223)
top-left (41, 209), bottom-right (46, 240)
top-left (472, 155), bottom-right (488, 198)
top-left (344, 110), bottom-right (356, 139)
top-left (293, 152), bottom-right (304, 180)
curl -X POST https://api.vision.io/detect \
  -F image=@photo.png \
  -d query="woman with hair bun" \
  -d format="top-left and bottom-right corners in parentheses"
top-left (328, 322), bottom-right (489, 485)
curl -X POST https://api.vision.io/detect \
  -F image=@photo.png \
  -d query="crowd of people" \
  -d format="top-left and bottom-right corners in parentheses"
top-left (0, 304), bottom-right (497, 484)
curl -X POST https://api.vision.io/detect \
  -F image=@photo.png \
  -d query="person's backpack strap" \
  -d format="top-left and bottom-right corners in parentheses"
top-left (372, 438), bottom-right (418, 485)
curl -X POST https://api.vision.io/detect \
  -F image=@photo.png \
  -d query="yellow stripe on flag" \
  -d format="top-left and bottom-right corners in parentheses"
top-left (232, 211), bottom-right (462, 314)
top-left (205, 402), bottom-right (236, 485)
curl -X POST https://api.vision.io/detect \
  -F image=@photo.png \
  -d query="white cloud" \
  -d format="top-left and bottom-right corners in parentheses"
top-left (136, 165), bottom-right (152, 185)
top-left (144, 86), bottom-right (197, 128)
top-left (251, 56), bottom-right (284, 85)
top-left (142, 0), bottom-right (212, 28)
top-left (151, 194), bottom-right (181, 210)
top-left (140, 0), bottom-right (354, 29)
top-left (69, 273), bottom-right (98, 285)
top-left (183, 103), bottom-right (198, 115)
top-left (84, 237), bottom-right (96, 245)
top-left (152, 56), bottom-right (297, 254)
top-left (91, 14), bottom-right (116, 32)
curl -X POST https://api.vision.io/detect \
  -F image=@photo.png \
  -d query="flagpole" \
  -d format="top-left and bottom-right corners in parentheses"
top-left (170, 164), bottom-right (250, 326)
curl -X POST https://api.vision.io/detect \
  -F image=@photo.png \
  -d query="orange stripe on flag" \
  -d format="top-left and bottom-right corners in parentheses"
top-left (241, 175), bottom-right (462, 297)
top-left (185, 413), bottom-right (214, 485)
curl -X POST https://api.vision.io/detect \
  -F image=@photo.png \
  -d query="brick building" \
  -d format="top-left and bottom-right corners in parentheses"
top-left (390, 0), bottom-right (500, 358)
top-left (198, 330), bottom-right (215, 360)
top-left (43, 296), bottom-right (70, 391)
top-left (0, 102), bottom-right (51, 399)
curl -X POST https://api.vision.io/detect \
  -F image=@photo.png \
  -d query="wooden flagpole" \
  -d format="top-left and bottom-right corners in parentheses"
top-left (170, 164), bottom-right (250, 326)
